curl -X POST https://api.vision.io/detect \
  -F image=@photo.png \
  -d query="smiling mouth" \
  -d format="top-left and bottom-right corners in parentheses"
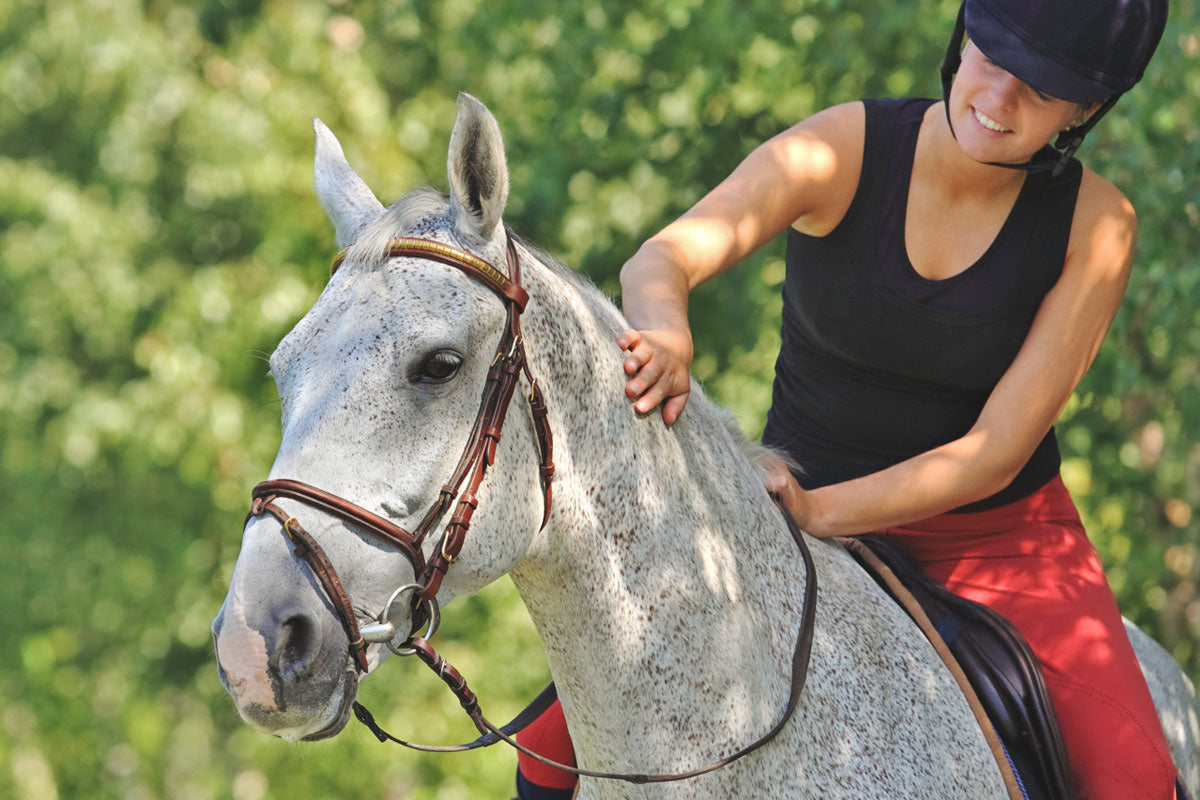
top-left (972, 107), bottom-right (1011, 133)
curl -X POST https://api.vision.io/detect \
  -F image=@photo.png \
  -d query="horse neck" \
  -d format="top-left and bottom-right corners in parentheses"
top-left (509, 250), bottom-right (813, 772)
top-left (515, 248), bottom-right (784, 560)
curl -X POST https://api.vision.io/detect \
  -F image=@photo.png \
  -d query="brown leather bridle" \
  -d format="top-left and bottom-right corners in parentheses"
top-left (246, 235), bottom-right (553, 674)
top-left (243, 234), bottom-right (819, 784)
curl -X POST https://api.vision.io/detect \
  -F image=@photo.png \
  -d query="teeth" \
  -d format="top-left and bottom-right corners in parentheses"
top-left (974, 108), bottom-right (1010, 132)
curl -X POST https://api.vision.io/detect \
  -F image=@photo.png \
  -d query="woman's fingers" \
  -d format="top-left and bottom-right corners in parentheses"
top-left (618, 330), bottom-right (646, 375)
top-left (632, 365), bottom-right (690, 420)
top-left (759, 455), bottom-right (820, 531)
top-left (633, 379), bottom-right (668, 414)
top-left (626, 352), bottom-right (665, 398)
top-left (616, 328), bottom-right (692, 422)
top-left (762, 455), bottom-right (792, 493)
top-left (661, 393), bottom-right (690, 425)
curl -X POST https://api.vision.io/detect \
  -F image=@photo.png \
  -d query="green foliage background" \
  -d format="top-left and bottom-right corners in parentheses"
top-left (1, 0), bottom-right (1197, 797)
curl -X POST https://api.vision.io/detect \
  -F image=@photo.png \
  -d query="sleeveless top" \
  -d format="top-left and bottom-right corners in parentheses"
top-left (761, 98), bottom-right (1083, 512)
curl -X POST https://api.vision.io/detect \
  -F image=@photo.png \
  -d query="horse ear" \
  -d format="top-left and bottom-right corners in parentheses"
top-left (447, 93), bottom-right (509, 242)
top-left (313, 118), bottom-right (385, 248)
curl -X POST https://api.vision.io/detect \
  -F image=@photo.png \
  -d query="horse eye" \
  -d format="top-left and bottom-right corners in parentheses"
top-left (416, 351), bottom-right (463, 383)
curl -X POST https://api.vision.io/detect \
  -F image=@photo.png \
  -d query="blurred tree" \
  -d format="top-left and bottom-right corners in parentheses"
top-left (1, 0), bottom-right (1195, 797)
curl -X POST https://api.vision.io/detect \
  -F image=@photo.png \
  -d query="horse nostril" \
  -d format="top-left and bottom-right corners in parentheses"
top-left (274, 612), bottom-right (320, 680)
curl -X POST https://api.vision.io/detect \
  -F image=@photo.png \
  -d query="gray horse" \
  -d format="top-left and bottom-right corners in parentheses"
top-left (212, 94), bottom-right (1200, 798)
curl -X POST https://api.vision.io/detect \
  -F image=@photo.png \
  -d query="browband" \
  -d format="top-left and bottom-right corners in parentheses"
top-left (330, 237), bottom-right (529, 310)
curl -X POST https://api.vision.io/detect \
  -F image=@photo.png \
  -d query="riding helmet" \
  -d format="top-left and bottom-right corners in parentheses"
top-left (940, 0), bottom-right (1170, 172)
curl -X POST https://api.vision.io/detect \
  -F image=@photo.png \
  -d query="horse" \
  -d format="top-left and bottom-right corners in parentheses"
top-left (212, 93), bottom-right (1200, 798)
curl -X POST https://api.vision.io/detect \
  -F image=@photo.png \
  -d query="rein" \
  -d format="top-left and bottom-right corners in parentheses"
top-left (244, 235), bottom-right (819, 782)
top-left (354, 495), bottom-right (819, 785)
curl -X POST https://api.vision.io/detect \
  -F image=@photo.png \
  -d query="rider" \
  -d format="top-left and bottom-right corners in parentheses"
top-left (517, 0), bottom-right (1176, 798)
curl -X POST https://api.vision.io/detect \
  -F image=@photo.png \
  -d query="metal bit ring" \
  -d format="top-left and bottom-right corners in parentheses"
top-left (364, 582), bottom-right (441, 657)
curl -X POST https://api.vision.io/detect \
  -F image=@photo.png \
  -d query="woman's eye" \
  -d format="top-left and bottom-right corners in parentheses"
top-left (417, 351), bottom-right (463, 383)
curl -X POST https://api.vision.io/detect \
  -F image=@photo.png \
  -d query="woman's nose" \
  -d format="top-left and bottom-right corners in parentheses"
top-left (988, 72), bottom-right (1025, 110)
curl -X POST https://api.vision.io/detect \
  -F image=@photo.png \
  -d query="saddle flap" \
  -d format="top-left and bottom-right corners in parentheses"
top-left (846, 534), bottom-right (1076, 800)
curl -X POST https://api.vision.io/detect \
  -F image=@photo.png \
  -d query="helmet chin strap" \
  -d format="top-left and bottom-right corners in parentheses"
top-left (938, 3), bottom-right (1120, 178)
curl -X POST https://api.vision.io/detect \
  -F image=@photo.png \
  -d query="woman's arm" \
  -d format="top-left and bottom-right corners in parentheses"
top-left (618, 102), bottom-right (865, 422)
top-left (777, 169), bottom-right (1138, 536)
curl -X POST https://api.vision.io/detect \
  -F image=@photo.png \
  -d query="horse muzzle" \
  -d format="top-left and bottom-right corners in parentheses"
top-left (212, 586), bottom-right (361, 741)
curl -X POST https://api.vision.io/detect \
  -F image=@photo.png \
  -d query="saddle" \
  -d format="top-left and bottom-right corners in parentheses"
top-left (841, 534), bottom-right (1075, 800)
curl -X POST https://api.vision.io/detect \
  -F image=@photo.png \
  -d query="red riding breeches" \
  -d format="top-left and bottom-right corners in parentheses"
top-left (516, 697), bottom-right (577, 796)
top-left (881, 474), bottom-right (1177, 800)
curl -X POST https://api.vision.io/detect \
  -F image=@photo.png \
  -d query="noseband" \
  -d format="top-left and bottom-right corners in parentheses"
top-left (246, 235), bottom-right (554, 674)
top-left (242, 234), bottom-right (819, 784)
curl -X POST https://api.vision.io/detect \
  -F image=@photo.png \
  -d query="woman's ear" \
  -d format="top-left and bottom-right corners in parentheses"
top-left (1069, 102), bottom-right (1101, 130)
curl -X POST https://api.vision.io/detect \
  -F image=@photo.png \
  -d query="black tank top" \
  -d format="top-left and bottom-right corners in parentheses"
top-left (762, 98), bottom-right (1082, 512)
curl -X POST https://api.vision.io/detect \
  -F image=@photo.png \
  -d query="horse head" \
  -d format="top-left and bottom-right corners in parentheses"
top-left (211, 95), bottom-right (550, 742)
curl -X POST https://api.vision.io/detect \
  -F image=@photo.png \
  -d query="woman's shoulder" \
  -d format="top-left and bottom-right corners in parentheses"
top-left (1076, 167), bottom-right (1136, 225)
top-left (782, 102), bottom-right (867, 236)
top-left (789, 101), bottom-right (866, 156)
top-left (801, 100), bottom-right (866, 128)
top-left (1065, 166), bottom-right (1137, 280)
top-left (783, 99), bottom-right (934, 236)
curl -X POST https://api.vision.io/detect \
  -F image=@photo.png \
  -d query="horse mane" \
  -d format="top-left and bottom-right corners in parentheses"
top-left (507, 232), bottom-right (625, 331)
top-left (508, 228), bottom-right (782, 484)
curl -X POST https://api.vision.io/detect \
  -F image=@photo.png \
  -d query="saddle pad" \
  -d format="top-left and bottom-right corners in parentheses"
top-left (841, 534), bottom-right (1075, 800)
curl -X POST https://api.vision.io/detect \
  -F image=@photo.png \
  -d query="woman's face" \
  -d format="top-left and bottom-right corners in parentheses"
top-left (949, 42), bottom-right (1090, 166)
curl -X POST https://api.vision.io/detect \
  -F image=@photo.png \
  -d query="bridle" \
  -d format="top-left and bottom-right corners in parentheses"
top-left (247, 234), bottom-right (553, 674)
top-left (244, 233), bottom-right (819, 784)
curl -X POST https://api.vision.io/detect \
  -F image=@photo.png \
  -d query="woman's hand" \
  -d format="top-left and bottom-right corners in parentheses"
top-left (616, 327), bottom-right (693, 424)
top-left (762, 454), bottom-right (831, 537)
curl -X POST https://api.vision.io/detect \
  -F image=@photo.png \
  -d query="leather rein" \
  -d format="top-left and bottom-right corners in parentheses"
top-left (244, 234), bottom-right (819, 783)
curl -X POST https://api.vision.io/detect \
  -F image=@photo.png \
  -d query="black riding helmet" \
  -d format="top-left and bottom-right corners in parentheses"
top-left (940, 0), bottom-right (1169, 175)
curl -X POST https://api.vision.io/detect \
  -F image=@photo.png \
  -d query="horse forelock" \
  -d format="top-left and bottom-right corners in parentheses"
top-left (340, 186), bottom-right (455, 269)
top-left (334, 189), bottom-right (612, 319)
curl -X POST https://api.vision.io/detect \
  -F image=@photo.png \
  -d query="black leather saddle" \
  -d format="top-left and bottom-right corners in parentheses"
top-left (849, 534), bottom-right (1076, 800)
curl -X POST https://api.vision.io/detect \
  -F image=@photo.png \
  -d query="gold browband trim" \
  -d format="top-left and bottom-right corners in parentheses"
top-left (330, 235), bottom-right (527, 310)
top-left (330, 238), bottom-right (509, 288)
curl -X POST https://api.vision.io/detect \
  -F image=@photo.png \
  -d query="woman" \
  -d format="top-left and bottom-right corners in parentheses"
top-left (517, 1), bottom-right (1176, 797)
